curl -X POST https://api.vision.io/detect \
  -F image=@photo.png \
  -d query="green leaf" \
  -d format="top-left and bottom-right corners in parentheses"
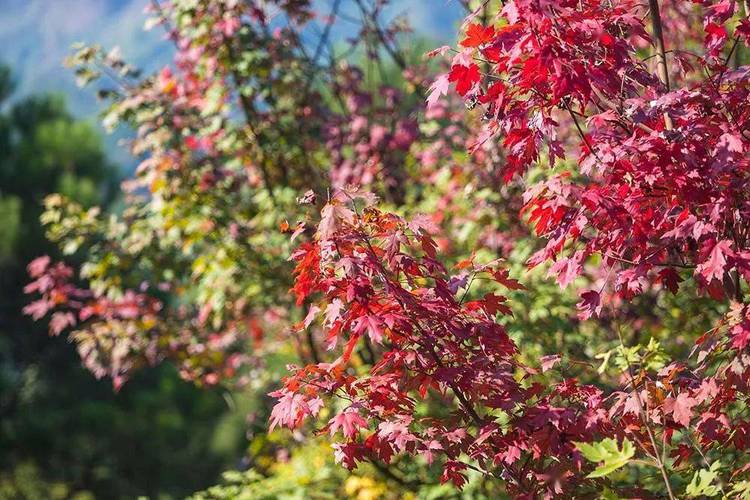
top-left (685, 462), bottom-right (721, 498)
top-left (601, 487), bottom-right (625, 500)
top-left (575, 438), bottom-right (635, 478)
top-left (730, 480), bottom-right (750, 498)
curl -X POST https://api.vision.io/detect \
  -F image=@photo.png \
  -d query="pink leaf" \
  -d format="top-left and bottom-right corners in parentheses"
top-left (49, 312), bottom-right (76, 336)
top-left (27, 256), bottom-right (51, 278)
top-left (426, 45), bottom-right (451, 58)
top-left (317, 202), bottom-right (355, 240)
top-left (23, 300), bottom-right (50, 321)
top-left (303, 304), bottom-right (321, 329)
top-left (269, 391), bottom-right (307, 431)
top-left (697, 239), bottom-right (734, 283)
top-left (426, 74), bottom-right (450, 109)
top-left (548, 252), bottom-right (584, 288)
top-left (670, 392), bottom-right (697, 427)
top-left (329, 410), bottom-right (368, 438)
top-left (540, 354), bottom-right (562, 373)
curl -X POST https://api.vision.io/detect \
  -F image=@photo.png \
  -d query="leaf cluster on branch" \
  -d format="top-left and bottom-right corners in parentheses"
top-left (23, 0), bottom-right (750, 496)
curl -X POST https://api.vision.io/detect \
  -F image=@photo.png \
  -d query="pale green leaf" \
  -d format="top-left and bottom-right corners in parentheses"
top-left (575, 438), bottom-right (634, 478)
top-left (685, 462), bottom-right (721, 498)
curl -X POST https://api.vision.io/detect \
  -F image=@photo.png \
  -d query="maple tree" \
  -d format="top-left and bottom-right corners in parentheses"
top-left (22, 0), bottom-right (750, 497)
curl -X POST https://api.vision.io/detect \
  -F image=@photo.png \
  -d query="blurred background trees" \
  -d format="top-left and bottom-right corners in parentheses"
top-left (8, 0), bottom-right (749, 496)
top-left (0, 63), bottom-right (248, 499)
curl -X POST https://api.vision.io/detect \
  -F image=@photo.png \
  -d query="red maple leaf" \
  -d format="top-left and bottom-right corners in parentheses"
top-left (492, 268), bottom-right (526, 290)
top-left (354, 314), bottom-right (384, 344)
top-left (480, 293), bottom-right (512, 316)
top-left (704, 22), bottom-right (728, 58)
top-left (731, 322), bottom-right (750, 350)
top-left (448, 64), bottom-right (480, 96)
top-left (658, 268), bottom-right (682, 294)
top-left (576, 290), bottom-right (602, 320)
top-left (461, 23), bottom-right (496, 48)
top-left (441, 461), bottom-right (468, 488)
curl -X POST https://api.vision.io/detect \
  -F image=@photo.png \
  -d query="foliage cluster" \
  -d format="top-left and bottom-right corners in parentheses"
top-left (23, 0), bottom-right (750, 497)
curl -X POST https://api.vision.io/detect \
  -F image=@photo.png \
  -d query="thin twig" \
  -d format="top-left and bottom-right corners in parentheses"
top-left (563, 100), bottom-right (604, 165)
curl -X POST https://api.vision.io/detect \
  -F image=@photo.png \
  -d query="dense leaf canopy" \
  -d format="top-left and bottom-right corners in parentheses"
top-left (22, 0), bottom-right (750, 497)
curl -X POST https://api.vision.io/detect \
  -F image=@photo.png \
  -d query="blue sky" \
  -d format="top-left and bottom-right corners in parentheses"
top-left (0, 0), bottom-right (463, 112)
top-left (1, 0), bottom-right (174, 116)
top-left (0, 0), bottom-right (464, 165)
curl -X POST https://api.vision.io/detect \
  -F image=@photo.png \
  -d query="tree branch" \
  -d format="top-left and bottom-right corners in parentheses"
top-left (648, 0), bottom-right (674, 130)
